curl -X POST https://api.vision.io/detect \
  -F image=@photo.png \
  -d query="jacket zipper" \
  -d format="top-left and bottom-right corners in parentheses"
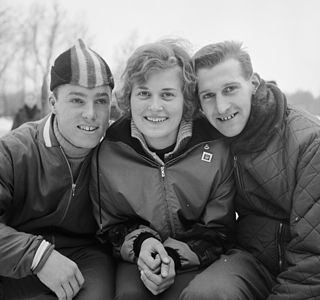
top-left (160, 165), bottom-right (175, 235)
top-left (59, 146), bottom-right (76, 223)
top-left (233, 155), bottom-right (245, 191)
top-left (277, 222), bottom-right (284, 272)
top-left (160, 166), bottom-right (165, 178)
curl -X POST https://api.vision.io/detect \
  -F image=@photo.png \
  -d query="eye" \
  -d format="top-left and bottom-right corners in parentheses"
top-left (161, 92), bottom-right (175, 100)
top-left (137, 91), bottom-right (151, 99)
top-left (223, 86), bottom-right (237, 94)
top-left (201, 92), bottom-right (215, 101)
top-left (70, 98), bottom-right (84, 104)
top-left (95, 98), bottom-right (109, 105)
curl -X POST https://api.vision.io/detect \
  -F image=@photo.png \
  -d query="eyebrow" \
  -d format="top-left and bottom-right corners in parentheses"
top-left (135, 86), bottom-right (177, 91)
top-left (199, 89), bottom-right (213, 95)
top-left (199, 81), bottom-right (240, 95)
top-left (68, 92), bottom-right (86, 96)
top-left (67, 92), bottom-right (109, 97)
top-left (94, 92), bottom-right (110, 97)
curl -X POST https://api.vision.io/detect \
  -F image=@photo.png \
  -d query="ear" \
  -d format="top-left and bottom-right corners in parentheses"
top-left (48, 94), bottom-right (57, 114)
top-left (251, 73), bottom-right (260, 94)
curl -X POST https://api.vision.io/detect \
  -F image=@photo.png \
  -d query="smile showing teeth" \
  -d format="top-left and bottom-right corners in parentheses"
top-left (145, 117), bottom-right (167, 123)
top-left (218, 113), bottom-right (236, 121)
top-left (78, 125), bottom-right (98, 132)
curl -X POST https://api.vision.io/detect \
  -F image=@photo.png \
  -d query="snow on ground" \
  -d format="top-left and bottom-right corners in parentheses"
top-left (0, 117), bottom-right (13, 137)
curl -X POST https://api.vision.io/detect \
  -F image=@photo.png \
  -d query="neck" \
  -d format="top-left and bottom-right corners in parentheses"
top-left (53, 117), bottom-right (91, 159)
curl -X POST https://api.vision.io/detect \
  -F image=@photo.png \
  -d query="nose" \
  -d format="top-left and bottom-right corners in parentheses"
top-left (148, 96), bottom-right (163, 111)
top-left (82, 102), bottom-right (97, 120)
top-left (215, 95), bottom-right (230, 115)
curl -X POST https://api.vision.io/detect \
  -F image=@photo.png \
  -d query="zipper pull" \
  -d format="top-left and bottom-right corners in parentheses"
top-left (160, 166), bottom-right (165, 178)
top-left (233, 155), bottom-right (237, 168)
top-left (71, 183), bottom-right (76, 196)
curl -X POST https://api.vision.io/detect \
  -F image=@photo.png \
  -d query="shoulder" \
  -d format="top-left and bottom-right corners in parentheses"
top-left (285, 106), bottom-right (320, 147)
top-left (1, 118), bottom-right (46, 156)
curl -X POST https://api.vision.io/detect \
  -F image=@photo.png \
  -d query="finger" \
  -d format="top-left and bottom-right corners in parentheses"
top-left (61, 282), bottom-right (73, 300)
top-left (137, 257), bottom-right (149, 272)
top-left (161, 260), bottom-right (169, 277)
top-left (55, 286), bottom-right (66, 300)
top-left (140, 252), bottom-right (161, 272)
top-left (68, 277), bottom-right (81, 297)
top-left (140, 271), bottom-right (161, 296)
top-left (155, 246), bottom-right (170, 265)
top-left (74, 268), bottom-right (85, 287)
top-left (143, 268), bottom-right (162, 286)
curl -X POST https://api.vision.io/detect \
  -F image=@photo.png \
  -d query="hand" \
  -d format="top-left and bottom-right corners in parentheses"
top-left (36, 249), bottom-right (84, 300)
top-left (140, 256), bottom-right (175, 295)
top-left (137, 238), bottom-right (170, 277)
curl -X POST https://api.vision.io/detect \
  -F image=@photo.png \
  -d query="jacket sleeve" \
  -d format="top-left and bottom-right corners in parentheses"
top-left (165, 152), bottom-right (236, 270)
top-left (268, 138), bottom-right (320, 299)
top-left (0, 149), bottom-right (43, 278)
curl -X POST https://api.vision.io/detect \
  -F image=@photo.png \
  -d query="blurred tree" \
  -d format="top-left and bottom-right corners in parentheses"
top-left (112, 31), bottom-right (143, 83)
top-left (110, 31), bottom-right (145, 120)
top-left (0, 0), bottom-right (92, 117)
top-left (0, 6), bottom-right (20, 82)
top-left (23, 0), bottom-right (92, 115)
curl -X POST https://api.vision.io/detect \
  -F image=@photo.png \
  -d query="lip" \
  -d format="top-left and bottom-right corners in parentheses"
top-left (77, 125), bottom-right (99, 132)
top-left (144, 116), bottom-right (168, 123)
top-left (217, 112), bottom-right (238, 121)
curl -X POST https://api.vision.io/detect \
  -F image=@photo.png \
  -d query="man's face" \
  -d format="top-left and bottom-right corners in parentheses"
top-left (197, 58), bottom-right (256, 137)
top-left (50, 84), bottom-right (111, 149)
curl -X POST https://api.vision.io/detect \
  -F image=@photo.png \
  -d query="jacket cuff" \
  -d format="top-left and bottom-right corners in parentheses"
top-left (32, 244), bottom-right (55, 274)
top-left (133, 232), bottom-right (158, 258)
top-left (165, 246), bottom-right (182, 270)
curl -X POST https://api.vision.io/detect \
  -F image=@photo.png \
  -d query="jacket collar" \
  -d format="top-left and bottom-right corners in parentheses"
top-left (229, 79), bottom-right (287, 154)
top-left (131, 119), bottom-right (193, 164)
top-left (105, 116), bottom-right (225, 161)
top-left (42, 114), bottom-right (60, 148)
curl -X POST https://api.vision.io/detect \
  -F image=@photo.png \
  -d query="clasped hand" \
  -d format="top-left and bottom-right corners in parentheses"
top-left (137, 237), bottom-right (175, 295)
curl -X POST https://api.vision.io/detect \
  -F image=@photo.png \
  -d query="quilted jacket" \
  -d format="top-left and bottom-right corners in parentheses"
top-left (91, 116), bottom-right (235, 270)
top-left (231, 80), bottom-right (320, 299)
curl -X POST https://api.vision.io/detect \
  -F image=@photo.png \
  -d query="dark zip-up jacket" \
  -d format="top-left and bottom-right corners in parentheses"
top-left (232, 80), bottom-right (320, 299)
top-left (91, 116), bottom-right (235, 270)
top-left (0, 115), bottom-right (98, 279)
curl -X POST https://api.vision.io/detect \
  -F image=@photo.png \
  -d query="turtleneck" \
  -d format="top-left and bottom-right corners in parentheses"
top-left (228, 78), bottom-right (287, 154)
top-left (53, 117), bottom-right (91, 180)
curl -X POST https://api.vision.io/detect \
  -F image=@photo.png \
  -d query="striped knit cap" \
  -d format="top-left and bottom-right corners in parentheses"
top-left (50, 39), bottom-right (114, 91)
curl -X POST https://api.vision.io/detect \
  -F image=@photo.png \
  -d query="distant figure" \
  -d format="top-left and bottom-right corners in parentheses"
top-left (11, 92), bottom-right (41, 130)
top-left (109, 101), bottom-right (122, 124)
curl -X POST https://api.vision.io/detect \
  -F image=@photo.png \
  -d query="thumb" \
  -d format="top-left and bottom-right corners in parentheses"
top-left (155, 245), bottom-right (170, 264)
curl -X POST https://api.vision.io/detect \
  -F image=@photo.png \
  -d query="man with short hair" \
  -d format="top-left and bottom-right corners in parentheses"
top-left (0, 39), bottom-right (115, 300)
top-left (180, 41), bottom-right (320, 299)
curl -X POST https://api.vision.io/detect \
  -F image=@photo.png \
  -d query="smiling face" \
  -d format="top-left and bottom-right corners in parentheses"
top-left (130, 66), bottom-right (184, 149)
top-left (197, 58), bottom-right (258, 137)
top-left (50, 84), bottom-right (111, 149)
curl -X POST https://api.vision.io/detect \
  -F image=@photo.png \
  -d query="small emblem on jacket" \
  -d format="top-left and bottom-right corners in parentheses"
top-left (201, 151), bottom-right (213, 162)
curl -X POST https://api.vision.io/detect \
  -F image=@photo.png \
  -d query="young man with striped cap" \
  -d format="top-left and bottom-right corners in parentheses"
top-left (0, 39), bottom-right (115, 299)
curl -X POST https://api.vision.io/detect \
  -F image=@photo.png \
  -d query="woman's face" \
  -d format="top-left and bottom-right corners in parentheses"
top-left (130, 66), bottom-right (184, 149)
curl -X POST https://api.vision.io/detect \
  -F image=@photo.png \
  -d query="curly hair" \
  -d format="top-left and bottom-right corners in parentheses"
top-left (116, 39), bottom-right (198, 120)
